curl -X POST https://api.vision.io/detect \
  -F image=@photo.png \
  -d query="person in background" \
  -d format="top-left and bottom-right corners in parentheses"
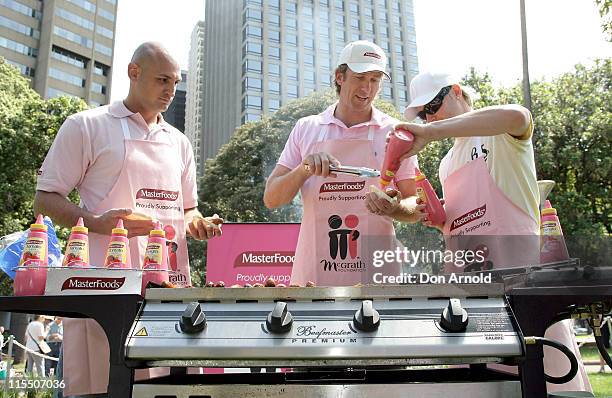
top-left (46, 317), bottom-right (63, 376)
top-left (599, 317), bottom-right (611, 373)
top-left (0, 325), bottom-right (5, 354)
top-left (25, 315), bottom-right (48, 377)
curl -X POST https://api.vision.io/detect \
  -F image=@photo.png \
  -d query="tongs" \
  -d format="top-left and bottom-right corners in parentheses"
top-left (329, 165), bottom-right (380, 178)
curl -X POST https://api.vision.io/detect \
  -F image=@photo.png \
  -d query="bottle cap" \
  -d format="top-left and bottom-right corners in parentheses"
top-left (414, 168), bottom-right (425, 181)
top-left (30, 214), bottom-right (48, 231)
top-left (394, 129), bottom-right (414, 142)
top-left (112, 219), bottom-right (128, 235)
top-left (149, 221), bottom-right (165, 237)
top-left (71, 217), bottom-right (88, 234)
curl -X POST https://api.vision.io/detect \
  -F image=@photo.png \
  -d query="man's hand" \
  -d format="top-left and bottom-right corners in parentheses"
top-left (366, 188), bottom-right (403, 216)
top-left (301, 152), bottom-right (340, 178)
top-left (188, 213), bottom-right (224, 240)
top-left (389, 123), bottom-right (434, 161)
top-left (92, 208), bottom-right (156, 238)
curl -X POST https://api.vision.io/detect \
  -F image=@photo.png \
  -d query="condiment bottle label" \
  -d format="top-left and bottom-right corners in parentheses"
top-left (19, 237), bottom-right (46, 267)
top-left (63, 239), bottom-right (89, 266)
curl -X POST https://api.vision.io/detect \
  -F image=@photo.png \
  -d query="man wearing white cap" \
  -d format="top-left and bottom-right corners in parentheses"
top-left (392, 71), bottom-right (591, 393)
top-left (264, 41), bottom-right (421, 286)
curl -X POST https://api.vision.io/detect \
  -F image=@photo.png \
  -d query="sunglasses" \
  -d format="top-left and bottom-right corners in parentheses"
top-left (417, 85), bottom-right (452, 121)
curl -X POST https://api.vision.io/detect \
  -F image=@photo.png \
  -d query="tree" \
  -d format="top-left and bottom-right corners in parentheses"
top-left (0, 58), bottom-right (88, 295)
top-left (594, 0), bottom-right (612, 42)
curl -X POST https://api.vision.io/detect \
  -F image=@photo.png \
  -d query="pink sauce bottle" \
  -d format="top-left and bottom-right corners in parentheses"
top-left (540, 200), bottom-right (570, 263)
top-left (62, 217), bottom-right (89, 267)
top-left (141, 222), bottom-right (169, 295)
top-left (103, 219), bottom-right (131, 269)
top-left (380, 128), bottom-right (415, 188)
top-left (415, 168), bottom-right (447, 226)
top-left (14, 214), bottom-right (48, 296)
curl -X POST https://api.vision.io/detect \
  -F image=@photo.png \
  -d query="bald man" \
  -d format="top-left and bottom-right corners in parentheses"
top-left (34, 42), bottom-right (222, 397)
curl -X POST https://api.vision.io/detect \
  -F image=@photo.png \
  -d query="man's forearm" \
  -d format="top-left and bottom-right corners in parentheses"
top-left (33, 191), bottom-right (97, 231)
top-left (429, 105), bottom-right (530, 140)
top-left (264, 166), bottom-right (309, 209)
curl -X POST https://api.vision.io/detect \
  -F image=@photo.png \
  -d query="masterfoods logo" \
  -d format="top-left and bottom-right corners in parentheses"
top-left (319, 181), bottom-right (365, 193)
top-left (61, 277), bottom-right (126, 291)
top-left (234, 251), bottom-right (295, 267)
top-left (450, 204), bottom-right (487, 231)
top-left (136, 188), bottom-right (179, 201)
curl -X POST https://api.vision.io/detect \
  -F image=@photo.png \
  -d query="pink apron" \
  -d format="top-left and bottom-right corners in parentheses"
top-left (441, 157), bottom-right (591, 393)
top-left (291, 126), bottom-right (401, 287)
top-left (63, 117), bottom-right (191, 395)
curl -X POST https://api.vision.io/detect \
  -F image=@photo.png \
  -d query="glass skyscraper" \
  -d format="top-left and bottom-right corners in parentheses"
top-left (200, 0), bottom-right (418, 170)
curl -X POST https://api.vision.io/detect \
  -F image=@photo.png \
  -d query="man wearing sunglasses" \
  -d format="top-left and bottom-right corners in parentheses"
top-left (393, 71), bottom-right (591, 393)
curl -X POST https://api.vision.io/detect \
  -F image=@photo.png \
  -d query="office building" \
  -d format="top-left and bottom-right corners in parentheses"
top-left (163, 70), bottom-right (187, 133)
top-left (200, 0), bottom-right (418, 167)
top-left (186, 21), bottom-right (205, 177)
top-left (0, 0), bottom-right (118, 106)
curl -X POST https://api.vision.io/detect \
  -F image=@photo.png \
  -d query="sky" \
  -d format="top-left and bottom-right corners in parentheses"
top-left (110, 0), bottom-right (611, 101)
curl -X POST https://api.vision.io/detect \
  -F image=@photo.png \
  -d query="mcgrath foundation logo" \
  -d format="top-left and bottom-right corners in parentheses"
top-left (321, 214), bottom-right (365, 274)
top-left (450, 204), bottom-right (487, 231)
top-left (319, 181), bottom-right (365, 193)
top-left (234, 251), bottom-right (296, 267)
top-left (61, 277), bottom-right (125, 291)
top-left (363, 51), bottom-right (382, 59)
top-left (136, 188), bottom-right (179, 201)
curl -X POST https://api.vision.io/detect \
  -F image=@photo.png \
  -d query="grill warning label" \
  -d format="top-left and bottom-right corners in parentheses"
top-left (135, 327), bottom-right (148, 337)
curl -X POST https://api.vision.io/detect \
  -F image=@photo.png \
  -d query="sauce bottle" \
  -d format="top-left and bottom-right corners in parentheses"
top-left (540, 200), bottom-right (570, 263)
top-left (62, 217), bottom-right (89, 267)
top-left (103, 219), bottom-right (131, 269)
top-left (380, 128), bottom-right (414, 187)
top-left (415, 168), bottom-right (446, 226)
top-left (14, 214), bottom-right (48, 296)
top-left (141, 222), bottom-right (169, 295)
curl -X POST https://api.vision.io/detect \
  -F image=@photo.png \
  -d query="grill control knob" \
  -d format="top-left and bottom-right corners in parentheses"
top-left (266, 301), bottom-right (293, 333)
top-left (179, 302), bottom-right (206, 334)
top-left (353, 300), bottom-right (380, 332)
top-left (439, 298), bottom-right (469, 332)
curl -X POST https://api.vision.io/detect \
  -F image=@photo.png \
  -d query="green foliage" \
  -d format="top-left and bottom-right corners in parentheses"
top-left (594, 0), bottom-right (612, 42)
top-left (0, 58), bottom-right (88, 295)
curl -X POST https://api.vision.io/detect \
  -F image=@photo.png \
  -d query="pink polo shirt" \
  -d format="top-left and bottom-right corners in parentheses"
top-left (37, 101), bottom-right (198, 213)
top-left (278, 103), bottom-right (418, 182)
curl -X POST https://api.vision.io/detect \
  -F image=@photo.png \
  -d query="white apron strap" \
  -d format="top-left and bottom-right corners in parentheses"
top-left (317, 125), bottom-right (329, 143)
top-left (120, 118), bottom-right (131, 140)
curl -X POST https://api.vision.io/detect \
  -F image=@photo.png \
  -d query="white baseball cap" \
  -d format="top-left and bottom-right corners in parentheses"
top-left (403, 71), bottom-right (478, 120)
top-left (337, 40), bottom-right (390, 79)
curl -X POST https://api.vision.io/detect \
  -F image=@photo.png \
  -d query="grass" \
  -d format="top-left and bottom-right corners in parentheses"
top-left (582, 345), bottom-right (606, 362)
top-left (589, 372), bottom-right (612, 398)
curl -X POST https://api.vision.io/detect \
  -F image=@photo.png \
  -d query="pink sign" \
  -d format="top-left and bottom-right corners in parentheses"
top-left (205, 223), bottom-right (301, 286)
